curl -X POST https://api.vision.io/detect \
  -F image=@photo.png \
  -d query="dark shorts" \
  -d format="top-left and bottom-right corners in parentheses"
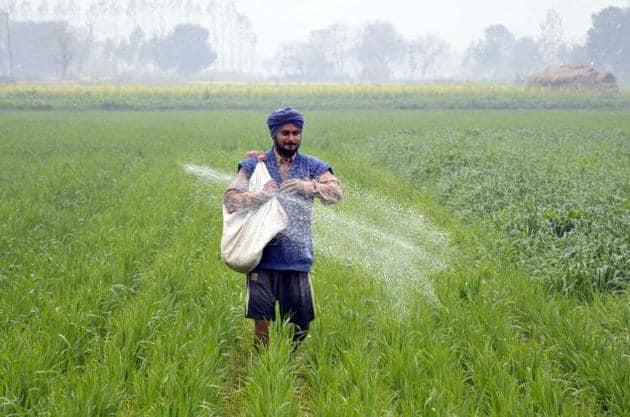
top-left (245, 269), bottom-right (315, 327)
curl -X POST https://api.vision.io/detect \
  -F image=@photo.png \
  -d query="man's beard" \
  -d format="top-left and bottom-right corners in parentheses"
top-left (274, 141), bottom-right (299, 158)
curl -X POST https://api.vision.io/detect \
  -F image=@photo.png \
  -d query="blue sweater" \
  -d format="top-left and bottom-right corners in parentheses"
top-left (238, 149), bottom-right (332, 272)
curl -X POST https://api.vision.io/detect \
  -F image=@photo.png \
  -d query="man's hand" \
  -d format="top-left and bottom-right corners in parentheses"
top-left (224, 170), bottom-right (277, 213)
top-left (245, 150), bottom-right (266, 161)
top-left (281, 179), bottom-right (316, 197)
top-left (263, 180), bottom-right (278, 193)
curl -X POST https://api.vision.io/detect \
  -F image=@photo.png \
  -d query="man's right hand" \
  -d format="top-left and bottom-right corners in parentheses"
top-left (263, 180), bottom-right (278, 193)
top-left (224, 170), bottom-right (276, 213)
top-left (245, 150), bottom-right (266, 161)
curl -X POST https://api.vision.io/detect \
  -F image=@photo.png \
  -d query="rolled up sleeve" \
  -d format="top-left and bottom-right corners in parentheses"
top-left (223, 169), bottom-right (272, 213)
top-left (314, 171), bottom-right (342, 205)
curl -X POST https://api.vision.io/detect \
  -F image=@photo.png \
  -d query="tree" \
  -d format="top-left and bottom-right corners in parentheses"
top-left (116, 26), bottom-right (144, 68)
top-left (0, 4), bottom-right (16, 80)
top-left (464, 24), bottom-right (516, 79)
top-left (0, 1), bottom-right (17, 14)
top-left (55, 22), bottom-right (74, 78)
top-left (272, 23), bottom-right (357, 81)
top-left (2, 0), bottom-right (258, 77)
top-left (301, 29), bottom-right (334, 80)
top-left (565, 44), bottom-right (589, 66)
top-left (322, 24), bottom-right (353, 77)
top-left (275, 42), bottom-right (306, 80)
top-left (512, 36), bottom-right (543, 82)
top-left (10, 20), bottom-right (79, 79)
top-left (0, 10), bottom-right (14, 80)
top-left (234, 11), bottom-right (254, 73)
top-left (153, 23), bottom-right (216, 74)
top-left (355, 21), bottom-right (405, 81)
top-left (301, 25), bottom-right (353, 80)
top-left (585, 6), bottom-right (630, 75)
top-left (539, 8), bottom-right (565, 67)
top-left (408, 34), bottom-right (449, 80)
top-left (36, 0), bottom-right (48, 16)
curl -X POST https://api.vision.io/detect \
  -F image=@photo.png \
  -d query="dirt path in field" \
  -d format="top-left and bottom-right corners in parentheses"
top-left (183, 163), bottom-right (451, 306)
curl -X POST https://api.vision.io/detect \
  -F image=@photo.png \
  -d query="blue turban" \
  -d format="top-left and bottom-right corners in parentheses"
top-left (267, 108), bottom-right (304, 138)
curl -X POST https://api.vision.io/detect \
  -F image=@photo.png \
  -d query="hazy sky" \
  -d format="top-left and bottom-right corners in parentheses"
top-left (236, 0), bottom-right (629, 54)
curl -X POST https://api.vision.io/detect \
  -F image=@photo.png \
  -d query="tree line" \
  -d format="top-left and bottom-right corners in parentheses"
top-left (273, 8), bottom-right (630, 83)
top-left (0, 0), bottom-right (255, 81)
top-left (0, 2), bottom-right (628, 83)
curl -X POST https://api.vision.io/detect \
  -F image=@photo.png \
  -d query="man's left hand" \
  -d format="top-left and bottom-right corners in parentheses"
top-left (281, 179), bottom-right (316, 196)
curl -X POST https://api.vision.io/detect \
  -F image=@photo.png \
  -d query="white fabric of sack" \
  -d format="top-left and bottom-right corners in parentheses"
top-left (221, 161), bottom-right (288, 273)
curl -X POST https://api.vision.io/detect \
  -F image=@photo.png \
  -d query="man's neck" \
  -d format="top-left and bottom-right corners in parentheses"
top-left (273, 147), bottom-right (296, 165)
top-left (273, 147), bottom-right (296, 180)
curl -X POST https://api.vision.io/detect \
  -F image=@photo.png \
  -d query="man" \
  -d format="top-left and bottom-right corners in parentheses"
top-left (223, 108), bottom-right (342, 348)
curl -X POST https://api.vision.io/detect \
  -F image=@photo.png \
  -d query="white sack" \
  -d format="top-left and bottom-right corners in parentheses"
top-left (221, 161), bottom-right (288, 273)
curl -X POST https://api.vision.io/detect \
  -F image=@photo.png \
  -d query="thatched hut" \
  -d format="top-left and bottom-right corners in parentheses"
top-left (527, 65), bottom-right (618, 92)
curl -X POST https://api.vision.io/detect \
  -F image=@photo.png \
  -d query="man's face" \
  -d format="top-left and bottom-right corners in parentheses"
top-left (273, 123), bottom-right (302, 157)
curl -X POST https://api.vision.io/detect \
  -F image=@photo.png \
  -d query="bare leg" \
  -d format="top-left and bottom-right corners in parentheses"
top-left (254, 320), bottom-right (270, 349)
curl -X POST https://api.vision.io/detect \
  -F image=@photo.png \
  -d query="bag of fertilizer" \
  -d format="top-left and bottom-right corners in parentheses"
top-left (221, 161), bottom-right (287, 273)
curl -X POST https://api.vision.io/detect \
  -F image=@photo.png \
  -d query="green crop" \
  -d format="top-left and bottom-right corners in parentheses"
top-left (1, 84), bottom-right (630, 111)
top-left (1, 108), bottom-right (628, 416)
top-left (349, 111), bottom-right (630, 298)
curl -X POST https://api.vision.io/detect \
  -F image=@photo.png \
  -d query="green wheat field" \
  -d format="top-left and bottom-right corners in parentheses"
top-left (1, 86), bottom-right (629, 416)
